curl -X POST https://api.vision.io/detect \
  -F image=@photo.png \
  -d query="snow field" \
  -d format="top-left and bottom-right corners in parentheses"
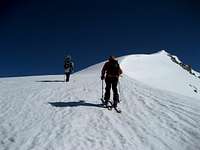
top-left (1, 51), bottom-right (200, 150)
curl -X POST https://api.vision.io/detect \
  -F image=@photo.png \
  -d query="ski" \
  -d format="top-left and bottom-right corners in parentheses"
top-left (114, 107), bottom-right (122, 113)
top-left (101, 98), bottom-right (121, 113)
top-left (101, 98), bottom-right (113, 110)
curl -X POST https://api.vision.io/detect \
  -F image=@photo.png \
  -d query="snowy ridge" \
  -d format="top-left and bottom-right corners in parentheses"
top-left (0, 51), bottom-right (200, 150)
top-left (121, 50), bottom-right (200, 99)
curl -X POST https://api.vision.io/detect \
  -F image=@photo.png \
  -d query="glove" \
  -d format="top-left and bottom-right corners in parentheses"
top-left (101, 75), bottom-right (105, 80)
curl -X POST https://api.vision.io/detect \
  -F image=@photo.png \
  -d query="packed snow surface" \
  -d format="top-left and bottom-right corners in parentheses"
top-left (0, 51), bottom-right (200, 150)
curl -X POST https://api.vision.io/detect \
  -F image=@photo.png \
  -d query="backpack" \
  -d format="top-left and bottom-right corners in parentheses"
top-left (107, 60), bottom-right (120, 76)
top-left (64, 62), bottom-right (70, 69)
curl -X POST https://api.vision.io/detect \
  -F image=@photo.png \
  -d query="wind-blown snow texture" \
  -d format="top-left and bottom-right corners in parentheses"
top-left (0, 51), bottom-right (200, 150)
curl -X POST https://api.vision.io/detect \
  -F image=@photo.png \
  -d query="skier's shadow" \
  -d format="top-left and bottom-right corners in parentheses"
top-left (36, 80), bottom-right (64, 82)
top-left (48, 100), bottom-right (103, 108)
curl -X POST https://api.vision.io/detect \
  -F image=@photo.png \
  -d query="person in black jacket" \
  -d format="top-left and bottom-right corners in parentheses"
top-left (101, 56), bottom-right (122, 108)
top-left (64, 55), bottom-right (74, 82)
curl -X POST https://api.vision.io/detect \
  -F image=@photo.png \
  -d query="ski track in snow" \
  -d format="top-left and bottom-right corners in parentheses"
top-left (0, 73), bottom-right (200, 149)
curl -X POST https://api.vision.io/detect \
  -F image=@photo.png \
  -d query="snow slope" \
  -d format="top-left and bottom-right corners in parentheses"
top-left (121, 50), bottom-right (200, 99)
top-left (1, 51), bottom-right (200, 150)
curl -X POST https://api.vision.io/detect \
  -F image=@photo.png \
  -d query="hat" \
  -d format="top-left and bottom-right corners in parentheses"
top-left (109, 56), bottom-right (115, 61)
top-left (65, 55), bottom-right (71, 60)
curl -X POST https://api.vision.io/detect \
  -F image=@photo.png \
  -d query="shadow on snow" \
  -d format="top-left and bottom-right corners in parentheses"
top-left (36, 80), bottom-right (65, 82)
top-left (48, 100), bottom-right (103, 108)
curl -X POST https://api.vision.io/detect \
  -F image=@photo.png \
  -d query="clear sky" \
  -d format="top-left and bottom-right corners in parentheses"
top-left (0, 0), bottom-right (200, 77)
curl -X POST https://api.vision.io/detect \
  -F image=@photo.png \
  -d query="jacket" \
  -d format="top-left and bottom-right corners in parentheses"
top-left (101, 59), bottom-right (122, 78)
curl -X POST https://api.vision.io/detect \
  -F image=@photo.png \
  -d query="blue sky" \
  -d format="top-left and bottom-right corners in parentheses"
top-left (0, 0), bottom-right (200, 77)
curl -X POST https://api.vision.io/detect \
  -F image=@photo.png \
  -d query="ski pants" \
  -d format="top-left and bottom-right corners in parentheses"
top-left (104, 77), bottom-right (119, 107)
top-left (65, 72), bottom-right (71, 82)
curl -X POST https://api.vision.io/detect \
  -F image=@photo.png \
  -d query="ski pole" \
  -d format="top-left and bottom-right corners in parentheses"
top-left (102, 79), bottom-right (104, 100)
top-left (118, 76), bottom-right (121, 94)
top-left (118, 76), bottom-right (122, 102)
top-left (119, 79), bottom-right (121, 93)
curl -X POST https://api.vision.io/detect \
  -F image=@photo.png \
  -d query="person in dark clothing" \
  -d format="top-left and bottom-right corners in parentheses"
top-left (101, 56), bottom-right (123, 108)
top-left (64, 55), bottom-right (74, 82)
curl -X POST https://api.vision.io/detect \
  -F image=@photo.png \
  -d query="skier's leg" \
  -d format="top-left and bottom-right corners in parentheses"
top-left (104, 78), bottom-right (111, 104)
top-left (68, 73), bottom-right (71, 81)
top-left (112, 78), bottom-right (119, 108)
top-left (66, 73), bottom-right (70, 82)
top-left (65, 73), bottom-right (67, 82)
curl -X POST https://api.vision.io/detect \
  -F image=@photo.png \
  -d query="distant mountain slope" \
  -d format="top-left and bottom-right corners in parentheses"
top-left (121, 50), bottom-right (200, 99)
top-left (0, 51), bottom-right (200, 150)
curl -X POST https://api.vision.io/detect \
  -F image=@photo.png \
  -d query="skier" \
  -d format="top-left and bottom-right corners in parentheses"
top-left (64, 55), bottom-right (74, 82)
top-left (101, 56), bottom-right (122, 110)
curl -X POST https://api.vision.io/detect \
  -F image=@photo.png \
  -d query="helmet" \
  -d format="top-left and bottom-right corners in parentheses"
top-left (65, 55), bottom-right (71, 61)
top-left (109, 55), bottom-right (115, 61)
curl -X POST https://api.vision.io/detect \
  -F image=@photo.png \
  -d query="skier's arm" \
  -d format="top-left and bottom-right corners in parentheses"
top-left (101, 63), bottom-right (107, 80)
top-left (71, 62), bottom-right (74, 73)
top-left (119, 67), bottom-right (123, 75)
top-left (118, 65), bottom-right (123, 77)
